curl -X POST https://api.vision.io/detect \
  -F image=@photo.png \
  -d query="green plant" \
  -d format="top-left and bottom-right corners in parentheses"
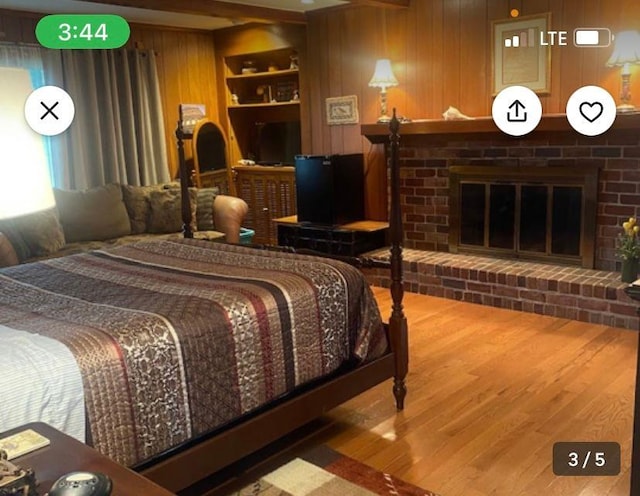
top-left (617, 217), bottom-right (640, 260)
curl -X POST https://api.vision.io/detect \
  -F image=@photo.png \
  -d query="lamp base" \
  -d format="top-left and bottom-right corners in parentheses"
top-left (377, 115), bottom-right (392, 123)
top-left (617, 103), bottom-right (636, 113)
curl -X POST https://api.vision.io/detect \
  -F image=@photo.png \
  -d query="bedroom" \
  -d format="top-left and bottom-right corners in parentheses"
top-left (0, 0), bottom-right (640, 494)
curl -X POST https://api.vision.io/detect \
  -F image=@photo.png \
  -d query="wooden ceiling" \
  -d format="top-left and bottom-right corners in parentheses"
top-left (78, 0), bottom-right (409, 24)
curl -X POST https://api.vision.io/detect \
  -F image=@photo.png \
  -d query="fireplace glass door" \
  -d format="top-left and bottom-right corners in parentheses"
top-left (450, 166), bottom-right (597, 267)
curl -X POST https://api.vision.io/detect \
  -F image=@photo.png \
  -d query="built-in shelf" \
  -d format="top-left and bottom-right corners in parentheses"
top-left (228, 101), bottom-right (300, 109)
top-left (362, 112), bottom-right (640, 143)
top-left (226, 69), bottom-right (298, 80)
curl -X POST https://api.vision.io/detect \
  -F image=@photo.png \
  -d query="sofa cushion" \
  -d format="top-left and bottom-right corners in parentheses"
top-left (121, 184), bottom-right (165, 234)
top-left (0, 232), bottom-right (19, 267)
top-left (147, 188), bottom-right (197, 234)
top-left (196, 187), bottom-right (219, 231)
top-left (0, 208), bottom-right (66, 261)
top-left (54, 184), bottom-right (132, 243)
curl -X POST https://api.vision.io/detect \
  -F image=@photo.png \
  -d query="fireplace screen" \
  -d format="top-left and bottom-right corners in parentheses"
top-left (450, 166), bottom-right (598, 267)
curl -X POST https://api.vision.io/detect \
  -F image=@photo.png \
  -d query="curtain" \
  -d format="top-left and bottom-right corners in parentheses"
top-left (60, 49), bottom-right (170, 189)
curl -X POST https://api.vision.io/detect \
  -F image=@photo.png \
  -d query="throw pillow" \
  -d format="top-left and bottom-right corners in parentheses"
top-left (0, 221), bottom-right (30, 261)
top-left (147, 188), bottom-right (197, 234)
top-left (0, 208), bottom-right (66, 261)
top-left (54, 184), bottom-right (132, 243)
top-left (18, 208), bottom-right (66, 256)
top-left (0, 232), bottom-right (19, 267)
top-left (196, 187), bottom-right (219, 231)
top-left (121, 184), bottom-right (165, 234)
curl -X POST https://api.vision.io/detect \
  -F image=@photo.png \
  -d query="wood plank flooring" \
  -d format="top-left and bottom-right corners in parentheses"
top-left (312, 288), bottom-right (638, 496)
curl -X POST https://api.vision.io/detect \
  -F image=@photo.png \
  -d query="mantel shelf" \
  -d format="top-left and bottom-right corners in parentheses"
top-left (361, 112), bottom-right (640, 143)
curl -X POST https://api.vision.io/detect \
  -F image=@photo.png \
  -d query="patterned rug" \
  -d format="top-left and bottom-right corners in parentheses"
top-left (229, 445), bottom-right (440, 496)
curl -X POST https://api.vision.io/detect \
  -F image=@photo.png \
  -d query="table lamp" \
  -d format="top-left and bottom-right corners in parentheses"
top-left (369, 58), bottom-right (398, 123)
top-left (606, 30), bottom-right (640, 113)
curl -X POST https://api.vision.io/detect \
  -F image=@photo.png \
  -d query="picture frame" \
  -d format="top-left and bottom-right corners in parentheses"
top-left (491, 13), bottom-right (551, 95)
top-left (326, 95), bottom-right (359, 125)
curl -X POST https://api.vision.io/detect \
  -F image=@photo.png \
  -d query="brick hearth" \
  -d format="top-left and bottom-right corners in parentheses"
top-left (364, 249), bottom-right (639, 330)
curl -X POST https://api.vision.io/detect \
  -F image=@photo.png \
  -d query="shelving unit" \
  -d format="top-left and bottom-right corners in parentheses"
top-left (224, 49), bottom-right (299, 109)
top-left (222, 47), bottom-right (301, 168)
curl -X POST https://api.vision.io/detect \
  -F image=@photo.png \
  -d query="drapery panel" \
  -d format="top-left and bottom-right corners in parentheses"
top-left (60, 49), bottom-right (170, 188)
top-left (0, 46), bottom-right (169, 189)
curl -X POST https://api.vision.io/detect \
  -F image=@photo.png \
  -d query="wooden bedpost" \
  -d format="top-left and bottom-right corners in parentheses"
top-left (389, 109), bottom-right (408, 410)
top-left (176, 120), bottom-right (194, 239)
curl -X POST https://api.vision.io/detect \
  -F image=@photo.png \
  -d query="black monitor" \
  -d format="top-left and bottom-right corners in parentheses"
top-left (251, 121), bottom-right (301, 165)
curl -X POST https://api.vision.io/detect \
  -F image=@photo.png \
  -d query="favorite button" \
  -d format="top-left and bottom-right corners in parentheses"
top-left (566, 86), bottom-right (616, 136)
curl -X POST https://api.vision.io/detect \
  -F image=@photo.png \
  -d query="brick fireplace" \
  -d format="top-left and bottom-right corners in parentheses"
top-left (362, 114), bottom-right (640, 330)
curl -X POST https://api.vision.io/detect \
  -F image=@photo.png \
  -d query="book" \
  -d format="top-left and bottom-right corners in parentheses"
top-left (0, 429), bottom-right (50, 460)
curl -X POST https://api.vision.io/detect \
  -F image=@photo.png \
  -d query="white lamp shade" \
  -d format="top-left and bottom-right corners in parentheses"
top-left (0, 67), bottom-right (55, 219)
top-left (368, 59), bottom-right (399, 89)
top-left (607, 30), bottom-right (640, 67)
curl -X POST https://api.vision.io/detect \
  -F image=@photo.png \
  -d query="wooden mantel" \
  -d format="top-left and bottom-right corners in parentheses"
top-left (361, 113), bottom-right (640, 144)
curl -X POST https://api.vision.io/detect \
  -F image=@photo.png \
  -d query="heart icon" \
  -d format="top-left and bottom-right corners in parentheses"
top-left (579, 101), bottom-right (604, 123)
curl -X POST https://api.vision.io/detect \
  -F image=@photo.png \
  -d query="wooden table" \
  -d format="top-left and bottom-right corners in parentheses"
top-left (273, 215), bottom-right (389, 256)
top-left (1, 422), bottom-right (174, 496)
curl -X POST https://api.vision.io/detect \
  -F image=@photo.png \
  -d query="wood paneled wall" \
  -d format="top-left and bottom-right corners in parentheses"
top-left (0, 9), bottom-right (218, 179)
top-left (306, 0), bottom-right (640, 219)
top-left (125, 26), bottom-right (217, 178)
top-left (307, 0), bottom-right (640, 146)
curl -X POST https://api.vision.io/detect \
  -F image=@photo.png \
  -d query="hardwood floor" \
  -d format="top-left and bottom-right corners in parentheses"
top-left (313, 288), bottom-right (638, 496)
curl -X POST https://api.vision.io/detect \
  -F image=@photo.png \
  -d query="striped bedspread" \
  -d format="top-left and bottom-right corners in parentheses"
top-left (0, 239), bottom-right (386, 466)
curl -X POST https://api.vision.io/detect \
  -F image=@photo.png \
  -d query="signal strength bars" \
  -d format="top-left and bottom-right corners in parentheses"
top-left (504, 28), bottom-right (536, 47)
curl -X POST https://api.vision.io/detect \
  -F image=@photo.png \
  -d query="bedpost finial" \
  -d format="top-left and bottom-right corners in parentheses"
top-left (390, 108), bottom-right (399, 134)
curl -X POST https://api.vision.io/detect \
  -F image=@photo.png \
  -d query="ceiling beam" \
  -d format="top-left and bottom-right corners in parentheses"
top-left (345, 0), bottom-right (410, 7)
top-left (77, 0), bottom-right (307, 24)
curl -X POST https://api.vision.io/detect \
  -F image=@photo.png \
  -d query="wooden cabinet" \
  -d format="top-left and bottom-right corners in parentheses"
top-left (233, 165), bottom-right (296, 244)
top-left (222, 48), bottom-right (301, 166)
top-left (198, 169), bottom-right (230, 194)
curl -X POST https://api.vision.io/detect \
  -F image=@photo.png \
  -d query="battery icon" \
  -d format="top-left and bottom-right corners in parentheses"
top-left (573, 28), bottom-right (612, 47)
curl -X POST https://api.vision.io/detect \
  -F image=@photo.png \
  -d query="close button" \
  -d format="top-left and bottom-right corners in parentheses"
top-left (24, 85), bottom-right (75, 136)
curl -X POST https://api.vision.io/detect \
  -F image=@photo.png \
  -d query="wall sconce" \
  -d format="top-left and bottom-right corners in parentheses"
top-left (606, 30), bottom-right (640, 113)
top-left (368, 58), bottom-right (398, 123)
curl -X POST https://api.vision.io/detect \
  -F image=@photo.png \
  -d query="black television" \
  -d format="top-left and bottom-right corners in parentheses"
top-left (251, 121), bottom-right (301, 165)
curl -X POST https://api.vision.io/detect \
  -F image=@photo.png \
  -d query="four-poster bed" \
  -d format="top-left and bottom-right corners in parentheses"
top-left (0, 113), bottom-right (407, 495)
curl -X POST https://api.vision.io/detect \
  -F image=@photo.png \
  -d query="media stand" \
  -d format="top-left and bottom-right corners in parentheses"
top-left (274, 215), bottom-right (388, 256)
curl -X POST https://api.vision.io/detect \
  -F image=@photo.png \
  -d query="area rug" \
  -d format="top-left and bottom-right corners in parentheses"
top-left (229, 445), bottom-right (440, 496)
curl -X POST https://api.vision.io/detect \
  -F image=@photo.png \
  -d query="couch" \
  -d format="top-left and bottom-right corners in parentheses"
top-left (0, 183), bottom-right (248, 267)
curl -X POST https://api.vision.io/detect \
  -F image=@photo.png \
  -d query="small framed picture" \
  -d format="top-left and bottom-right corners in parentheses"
top-left (326, 95), bottom-right (359, 125)
top-left (491, 14), bottom-right (551, 95)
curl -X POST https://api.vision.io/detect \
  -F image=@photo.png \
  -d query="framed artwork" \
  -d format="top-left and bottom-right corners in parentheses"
top-left (326, 95), bottom-right (359, 125)
top-left (491, 14), bottom-right (551, 95)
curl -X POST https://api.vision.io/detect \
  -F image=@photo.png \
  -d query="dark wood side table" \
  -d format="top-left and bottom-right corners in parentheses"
top-left (1, 422), bottom-right (174, 496)
top-left (274, 215), bottom-right (389, 256)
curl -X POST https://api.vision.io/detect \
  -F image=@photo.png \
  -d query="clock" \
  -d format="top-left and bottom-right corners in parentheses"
top-left (36, 14), bottom-right (130, 49)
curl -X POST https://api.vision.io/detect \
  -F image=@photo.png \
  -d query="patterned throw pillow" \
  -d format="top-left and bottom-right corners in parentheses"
top-left (195, 187), bottom-right (219, 231)
top-left (121, 184), bottom-right (164, 234)
top-left (19, 208), bottom-right (66, 256)
top-left (0, 208), bottom-right (66, 261)
top-left (0, 232), bottom-right (19, 267)
top-left (147, 188), bottom-right (197, 234)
